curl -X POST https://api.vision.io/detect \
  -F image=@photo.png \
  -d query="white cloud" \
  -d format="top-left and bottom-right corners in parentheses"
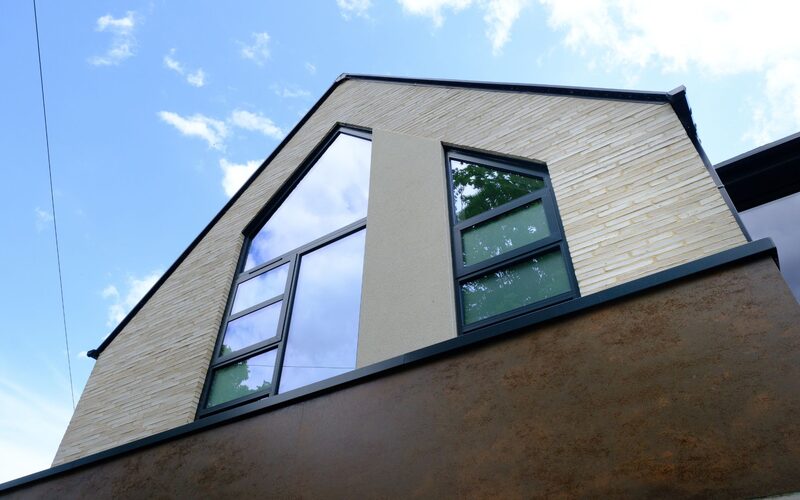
top-left (186, 69), bottom-right (206, 88)
top-left (159, 109), bottom-right (282, 149)
top-left (34, 207), bottom-right (54, 232)
top-left (337, 0), bottom-right (372, 19)
top-left (102, 271), bottom-right (162, 328)
top-left (240, 32), bottom-right (271, 65)
top-left (745, 59), bottom-right (800, 145)
top-left (305, 62), bottom-right (317, 75)
top-left (88, 11), bottom-right (137, 66)
top-left (158, 111), bottom-right (228, 150)
top-left (397, 0), bottom-right (527, 53)
top-left (220, 159), bottom-right (260, 197)
top-left (163, 51), bottom-right (184, 74)
top-left (163, 49), bottom-right (206, 87)
top-left (398, 0), bottom-right (472, 27)
top-left (101, 284), bottom-right (118, 299)
top-left (483, 0), bottom-right (528, 55)
top-left (229, 109), bottom-right (284, 139)
top-left (274, 86), bottom-right (311, 99)
top-left (0, 377), bottom-right (72, 483)
top-left (538, 0), bottom-right (800, 145)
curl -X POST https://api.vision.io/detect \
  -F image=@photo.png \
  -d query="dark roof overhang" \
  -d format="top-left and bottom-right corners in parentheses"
top-left (715, 131), bottom-right (800, 212)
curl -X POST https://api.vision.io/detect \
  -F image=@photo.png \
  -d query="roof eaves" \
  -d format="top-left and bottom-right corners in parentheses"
top-left (715, 130), bottom-right (800, 171)
top-left (339, 73), bottom-right (673, 104)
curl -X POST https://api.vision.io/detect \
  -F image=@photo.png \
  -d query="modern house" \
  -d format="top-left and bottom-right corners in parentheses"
top-left (3, 75), bottom-right (800, 498)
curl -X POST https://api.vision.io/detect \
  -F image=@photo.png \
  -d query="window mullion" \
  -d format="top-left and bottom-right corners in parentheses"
top-left (454, 190), bottom-right (547, 230)
top-left (271, 252), bottom-right (302, 396)
top-left (457, 239), bottom-right (565, 281)
top-left (227, 294), bottom-right (284, 322)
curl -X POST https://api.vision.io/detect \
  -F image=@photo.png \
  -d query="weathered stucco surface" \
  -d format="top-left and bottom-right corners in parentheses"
top-left (15, 257), bottom-right (799, 498)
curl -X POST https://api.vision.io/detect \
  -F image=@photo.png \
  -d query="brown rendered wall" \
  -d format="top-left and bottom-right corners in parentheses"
top-left (18, 257), bottom-right (800, 499)
top-left (54, 80), bottom-right (746, 464)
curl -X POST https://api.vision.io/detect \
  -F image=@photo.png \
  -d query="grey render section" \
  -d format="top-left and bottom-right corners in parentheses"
top-left (357, 130), bottom-right (458, 367)
top-left (54, 79), bottom-right (746, 464)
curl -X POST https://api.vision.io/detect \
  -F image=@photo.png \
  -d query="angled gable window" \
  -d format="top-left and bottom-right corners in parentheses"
top-left (199, 127), bottom-right (371, 415)
top-left (446, 150), bottom-right (579, 331)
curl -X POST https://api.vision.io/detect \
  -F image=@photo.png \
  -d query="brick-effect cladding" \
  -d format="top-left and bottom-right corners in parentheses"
top-left (54, 80), bottom-right (745, 464)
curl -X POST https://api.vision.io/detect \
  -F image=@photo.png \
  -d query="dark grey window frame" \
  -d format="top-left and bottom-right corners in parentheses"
top-left (445, 149), bottom-right (580, 334)
top-left (197, 125), bottom-right (372, 418)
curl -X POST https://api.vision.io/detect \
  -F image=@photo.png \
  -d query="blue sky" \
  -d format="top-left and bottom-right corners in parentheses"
top-left (2, 0), bottom-right (799, 483)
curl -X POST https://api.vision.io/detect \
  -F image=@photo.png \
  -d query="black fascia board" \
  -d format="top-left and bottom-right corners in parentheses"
top-left (339, 73), bottom-right (674, 103)
top-left (88, 73), bottom-right (701, 359)
top-left (4, 239), bottom-right (777, 494)
top-left (714, 130), bottom-right (800, 212)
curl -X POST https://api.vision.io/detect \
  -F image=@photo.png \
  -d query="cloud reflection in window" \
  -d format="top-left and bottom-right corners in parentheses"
top-left (245, 133), bottom-right (371, 270)
top-left (278, 229), bottom-right (366, 393)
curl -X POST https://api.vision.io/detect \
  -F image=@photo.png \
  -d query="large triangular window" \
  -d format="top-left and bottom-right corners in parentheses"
top-left (199, 127), bottom-right (371, 415)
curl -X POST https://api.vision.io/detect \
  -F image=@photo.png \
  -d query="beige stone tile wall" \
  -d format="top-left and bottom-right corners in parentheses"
top-left (54, 79), bottom-right (746, 464)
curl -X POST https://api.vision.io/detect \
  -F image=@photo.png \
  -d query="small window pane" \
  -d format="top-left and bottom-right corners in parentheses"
top-left (231, 264), bottom-right (289, 314)
top-left (245, 134), bottom-right (372, 270)
top-left (451, 159), bottom-right (545, 221)
top-left (462, 200), bottom-right (551, 266)
top-left (461, 251), bottom-right (571, 325)
top-left (278, 229), bottom-right (366, 394)
top-left (206, 349), bottom-right (277, 408)
top-left (220, 301), bottom-right (282, 355)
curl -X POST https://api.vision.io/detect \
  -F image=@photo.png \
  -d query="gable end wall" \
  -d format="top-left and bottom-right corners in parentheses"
top-left (54, 80), bottom-right (745, 464)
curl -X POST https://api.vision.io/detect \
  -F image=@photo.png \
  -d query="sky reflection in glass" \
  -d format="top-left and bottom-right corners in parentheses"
top-left (461, 251), bottom-right (570, 324)
top-left (278, 230), bottom-right (366, 394)
top-left (245, 134), bottom-right (371, 270)
top-left (221, 301), bottom-right (282, 355)
top-left (231, 263), bottom-right (288, 314)
top-left (207, 349), bottom-right (277, 407)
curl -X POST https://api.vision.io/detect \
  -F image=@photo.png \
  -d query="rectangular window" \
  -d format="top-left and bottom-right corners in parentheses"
top-left (446, 150), bottom-right (579, 332)
top-left (198, 127), bottom-right (372, 416)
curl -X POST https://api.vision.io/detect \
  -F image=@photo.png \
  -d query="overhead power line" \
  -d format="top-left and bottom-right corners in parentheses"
top-left (32, 0), bottom-right (76, 410)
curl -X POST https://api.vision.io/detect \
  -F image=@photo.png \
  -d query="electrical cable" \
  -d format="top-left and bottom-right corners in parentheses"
top-left (32, 0), bottom-right (76, 410)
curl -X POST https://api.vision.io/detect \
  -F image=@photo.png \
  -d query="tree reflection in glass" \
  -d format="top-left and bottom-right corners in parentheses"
top-left (245, 134), bottom-right (372, 270)
top-left (461, 251), bottom-right (570, 324)
top-left (278, 230), bottom-right (366, 394)
top-left (462, 200), bottom-right (550, 266)
top-left (451, 160), bottom-right (544, 221)
top-left (207, 350), bottom-right (277, 407)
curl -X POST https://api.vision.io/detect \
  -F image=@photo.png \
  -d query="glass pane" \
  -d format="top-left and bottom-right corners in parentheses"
top-left (461, 251), bottom-right (571, 325)
top-left (245, 133), bottom-right (372, 270)
top-left (462, 200), bottom-right (550, 266)
top-left (220, 301), bottom-right (282, 355)
top-left (451, 159), bottom-right (545, 221)
top-left (206, 349), bottom-right (277, 407)
top-left (231, 263), bottom-right (289, 314)
top-left (278, 230), bottom-right (366, 394)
